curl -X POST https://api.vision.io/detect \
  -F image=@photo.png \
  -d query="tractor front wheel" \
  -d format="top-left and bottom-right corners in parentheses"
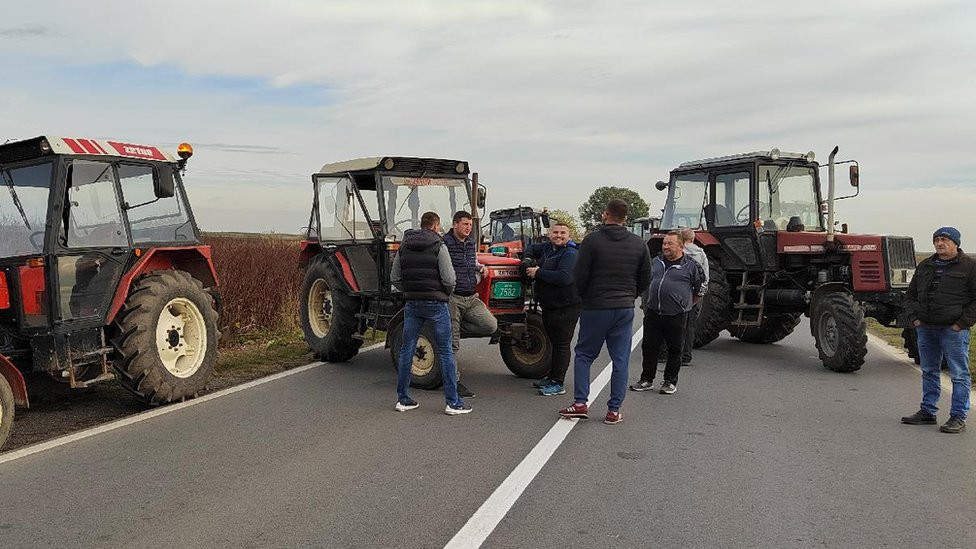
top-left (300, 257), bottom-right (363, 362)
top-left (500, 313), bottom-right (552, 379)
top-left (113, 270), bottom-right (220, 405)
top-left (0, 375), bottom-right (14, 450)
top-left (811, 292), bottom-right (867, 373)
top-left (388, 321), bottom-right (444, 390)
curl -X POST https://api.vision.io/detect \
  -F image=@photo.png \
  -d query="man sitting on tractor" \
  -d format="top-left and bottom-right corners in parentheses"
top-left (443, 210), bottom-right (498, 398)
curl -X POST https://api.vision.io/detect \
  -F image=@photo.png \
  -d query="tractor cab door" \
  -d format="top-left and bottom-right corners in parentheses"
top-left (706, 169), bottom-right (763, 271)
top-left (54, 159), bottom-right (130, 325)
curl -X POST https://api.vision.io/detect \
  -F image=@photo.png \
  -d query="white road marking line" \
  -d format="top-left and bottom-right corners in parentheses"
top-left (444, 327), bottom-right (644, 549)
top-left (866, 333), bottom-right (962, 393)
top-left (0, 342), bottom-right (385, 465)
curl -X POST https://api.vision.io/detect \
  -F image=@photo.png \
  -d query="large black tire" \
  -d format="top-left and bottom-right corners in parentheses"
top-left (388, 320), bottom-right (444, 390)
top-left (300, 257), bottom-right (363, 362)
top-left (811, 292), bottom-right (867, 373)
top-left (728, 313), bottom-right (802, 344)
top-left (694, 257), bottom-right (732, 348)
top-left (113, 270), bottom-right (220, 405)
top-left (0, 374), bottom-right (14, 451)
top-left (500, 313), bottom-right (552, 379)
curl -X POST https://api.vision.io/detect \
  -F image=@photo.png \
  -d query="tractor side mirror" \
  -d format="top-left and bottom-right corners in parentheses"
top-left (655, 180), bottom-right (668, 191)
top-left (849, 165), bottom-right (859, 187)
top-left (155, 164), bottom-right (176, 199)
top-left (541, 213), bottom-right (550, 228)
top-left (477, 186), bottom-right (487, 210)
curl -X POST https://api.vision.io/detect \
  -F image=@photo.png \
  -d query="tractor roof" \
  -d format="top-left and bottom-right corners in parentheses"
top-left (490, 206), bottom-right (546, 218)
top-left (317, 156), bottom-right (469, 176)
top-left (0, 136), bottom-right (178, 165)
top-left (676, 148), bottom-right (817, 170)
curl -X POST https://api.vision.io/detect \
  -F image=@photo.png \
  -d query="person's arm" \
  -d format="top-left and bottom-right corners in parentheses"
top-left (691, 261), bottom-right (706, 304)
top-left (391, 253), bottom-right (404, 291)
top-left (524, 242), bottom-right (544, 260)
top-left (698, 250), bottom-right (710, 288)
top-left (574, 241), bottom-right (593, 298)
top-left (956, 262), bottom-right (976, 329)
top-left (636, 244), bottom-right (652, 295)
top-left (437, 245), bottom-right (456, 295)
top-left (536, 248), bottom-right (577, 287)
top-left (903, 261), bottom-right (922, 326)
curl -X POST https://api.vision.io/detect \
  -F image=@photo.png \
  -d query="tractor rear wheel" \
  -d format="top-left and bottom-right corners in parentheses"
top-left (811, 292), bottom-right (867, 373)
top-left (0, 375), bottom-right (14, 450)
top-left (300, 257), bottom-right (363, 362)
top-left (388, 320), bottom-right (444, 390)
top-left (693, 257), bottom-right (732, 348)
top-left (728, 313), bottom-right (802, 344)
top-left (113, 270), bottom-right (220, 405)
top-left (500, 313), bottom-right (552, 379)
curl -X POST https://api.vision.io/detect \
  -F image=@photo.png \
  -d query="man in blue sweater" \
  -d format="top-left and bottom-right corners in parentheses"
top-left (524, 222), bottom-right (581, 396)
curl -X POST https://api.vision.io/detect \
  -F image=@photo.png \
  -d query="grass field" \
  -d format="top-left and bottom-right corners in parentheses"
top-left (867, 319), bottom-right (976, 376)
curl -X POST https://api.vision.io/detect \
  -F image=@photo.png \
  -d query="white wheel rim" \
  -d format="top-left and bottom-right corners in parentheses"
top-left (156, 297), bottom-right (208, 378)
top-left (308, 279), bottom-right (333, 338)
top-left (512, 324), bottom-right (546, 365)
top-left (411, 335), bottom-right (435, 377)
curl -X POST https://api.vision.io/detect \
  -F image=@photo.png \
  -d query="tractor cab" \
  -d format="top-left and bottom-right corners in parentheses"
top-left (485, 206), bottom-right (550, 257)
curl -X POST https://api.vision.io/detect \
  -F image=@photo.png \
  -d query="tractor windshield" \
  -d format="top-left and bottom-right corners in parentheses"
top-left (380, 176), bottom-right (470, 238)
top-left (758, 164), bottom-right (822, 230)
top-left (0, 161), bottom-right (52, 258)
top-left (661, 172), bottom-right (707, 230)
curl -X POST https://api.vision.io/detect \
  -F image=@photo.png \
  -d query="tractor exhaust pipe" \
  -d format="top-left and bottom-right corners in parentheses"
top-left (471, 172), bottom-right (481, 244)
top-left (826, 145), bottom-right (839, 243)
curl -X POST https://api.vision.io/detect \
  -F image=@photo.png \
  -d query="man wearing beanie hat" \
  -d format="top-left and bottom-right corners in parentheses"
top-left (901, 226), bottom-right (976, 433)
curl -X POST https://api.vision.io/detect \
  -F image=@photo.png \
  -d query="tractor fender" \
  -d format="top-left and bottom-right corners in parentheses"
top-left (0, 353), bottom-right (28, 407)
top-left (299, 240), bottom-right (323, 270)
top-left (808, 283), bottom-right (849, 318)
top-left (385, 307), bottom-right (407, 349)
top-left (106, 246), bottom-right (219, 325)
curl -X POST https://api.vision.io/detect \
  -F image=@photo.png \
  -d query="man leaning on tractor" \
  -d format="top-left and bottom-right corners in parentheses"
top-left (901, 226), bottom-right (975, 434)
top-left (443, 210), bottom-right (498, 398)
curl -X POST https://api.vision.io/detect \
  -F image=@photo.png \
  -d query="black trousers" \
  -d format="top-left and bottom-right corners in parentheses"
top-left (541, 305), bottom-right (581, 384)
top-left (640, 309), bottom-right (687, 384)
top-left (681, 301), bottom-right (702, 364)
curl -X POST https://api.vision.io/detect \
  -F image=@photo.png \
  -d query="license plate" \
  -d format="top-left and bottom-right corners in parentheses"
top-left (491, 281), bottom-right (522, 299)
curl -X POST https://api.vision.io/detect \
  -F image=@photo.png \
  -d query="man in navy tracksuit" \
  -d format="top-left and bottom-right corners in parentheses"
top-left (524, 222), bottom-right (582, 396)
top-left (631, 231), bottom-right (707, 395)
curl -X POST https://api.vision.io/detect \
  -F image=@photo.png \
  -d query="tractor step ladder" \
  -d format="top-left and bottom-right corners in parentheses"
top-left (353, 309), bottom-right (379, 341)
top-left (732, 272), bottom-right (768, 327)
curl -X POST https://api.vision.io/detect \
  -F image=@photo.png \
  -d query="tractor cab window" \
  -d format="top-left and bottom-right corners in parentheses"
top-left (757, 165), bottom-right (821, 231)
top-left (712, 171), bottom-right (751, 227)
top-left (314, 175), bottom-right (375, 241)
top-left (661, 172), bottom-right (707, 230)
top-left (119, 164), bottom-right (196, 243)
top-left (380, 176), bottom-right (470, 239)
top-left (0, 161), bottom-right (52, 258)
top-left (62, 160), bottom-right (128, 248)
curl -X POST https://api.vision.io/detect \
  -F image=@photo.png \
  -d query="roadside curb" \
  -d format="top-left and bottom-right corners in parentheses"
top-left (0, 341), bottom-right (385, 465)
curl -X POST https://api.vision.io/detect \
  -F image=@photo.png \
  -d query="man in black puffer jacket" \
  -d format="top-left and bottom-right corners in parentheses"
top-left (558, 199), bottom-right (651, 425)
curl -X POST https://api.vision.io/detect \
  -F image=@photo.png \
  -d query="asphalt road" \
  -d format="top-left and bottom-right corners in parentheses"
top-left (1, 318), bottom-right (974, 549)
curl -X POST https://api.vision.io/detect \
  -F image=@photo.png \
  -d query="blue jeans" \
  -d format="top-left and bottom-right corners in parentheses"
top-left (572, 308), bottom-right (635, 412)
top-left (397, 300), bottom-right (462, 407)
top-left (916, 325), bottom-right (971, 419)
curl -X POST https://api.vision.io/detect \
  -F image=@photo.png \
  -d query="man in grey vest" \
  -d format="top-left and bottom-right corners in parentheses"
top-left (391, 211), bottom-right (472, 415)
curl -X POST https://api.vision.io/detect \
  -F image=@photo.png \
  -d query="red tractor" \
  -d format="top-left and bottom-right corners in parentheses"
top-left (648, 147), bottom-right (916, 373)
top-left (485, 206), bottom-right (550, 257)
top-left (0, 136), bottom-right (220, 449)
top-left (298, 157), bottom-right (551, 389)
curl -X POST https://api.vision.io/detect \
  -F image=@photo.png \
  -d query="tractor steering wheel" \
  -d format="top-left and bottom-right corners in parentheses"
top-left (736, 202), bottom-right (768, 223)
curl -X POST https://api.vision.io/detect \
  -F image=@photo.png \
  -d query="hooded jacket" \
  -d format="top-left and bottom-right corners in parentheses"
top-left (391, 229), bottom-right (456, 302)
top-left (524, 240), bottom-right (581, 310)
top-left (574, 224), bottom-right (652, 309)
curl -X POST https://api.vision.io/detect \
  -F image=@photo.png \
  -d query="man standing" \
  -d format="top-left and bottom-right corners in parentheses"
top-left (901, 227), bottom-right (975, 433)
top-left (630, 231), bottom-right (706, 395)
top-left (391, 211), bottom-right (472, 415)
top-left (443, 210), bottom-right (498, 398)
top-left (558, 199), bottom-right (651, 425)
top-left (678, 227), bottom-right (709, 368)
top-left (524, 222), bottom-right (581, 396)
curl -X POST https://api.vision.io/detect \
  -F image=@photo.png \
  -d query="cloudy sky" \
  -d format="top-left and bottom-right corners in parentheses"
top-left (2, 0), bottom-right (974, 250)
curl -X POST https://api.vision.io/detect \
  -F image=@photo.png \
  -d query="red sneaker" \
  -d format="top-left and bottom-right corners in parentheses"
top-left (558, 402), bottom-right (589, 419)
top-left (604, 411), bottom-right (623, 425)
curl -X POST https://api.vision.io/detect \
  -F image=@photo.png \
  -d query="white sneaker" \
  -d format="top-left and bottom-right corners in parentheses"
top-left (444, 403), bottom-right (473, 415)
top-left (395, 399), bottom-right (419, 411)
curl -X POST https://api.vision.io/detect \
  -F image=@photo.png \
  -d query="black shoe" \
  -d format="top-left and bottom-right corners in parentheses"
top-left (900, 409), bottom-right (937, 425)
top-left (940, 416), bottom-right (966, 433)
top-left (457, 381), bottom-right (475, 398)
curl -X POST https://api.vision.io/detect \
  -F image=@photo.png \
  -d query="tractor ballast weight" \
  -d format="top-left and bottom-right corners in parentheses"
top-left (0, 136), bottom-right (221, 450)
top-left (649, 146), bottom-right (916, 373)
top-left (299, 157), bottom-right (552, 389)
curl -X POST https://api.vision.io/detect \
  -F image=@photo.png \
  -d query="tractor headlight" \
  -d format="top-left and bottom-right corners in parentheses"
top-left (455, 162), bottom-right (466, 173)
top-left (383, 158), bottom-right (395, 170)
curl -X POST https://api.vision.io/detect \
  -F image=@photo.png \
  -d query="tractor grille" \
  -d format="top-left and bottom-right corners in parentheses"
top-left (856, 259), bottom-right (882, 285)
top-left (489, 297), bottom-right (524, 310)
top-left (390, 157), bottom-right (467, 176)
top-left (884, 236), bottom-right (917, 287)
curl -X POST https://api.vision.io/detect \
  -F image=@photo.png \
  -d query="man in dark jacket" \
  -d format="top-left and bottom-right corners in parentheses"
top-left (630, 231), bottom-right (706, 395)
top-left (524, 222), bottom-right (581, 396)
top-left (901, 226), bottom-right (975, 433)
top-left (558, 199), bottom-right (651, 425)
top-left (391, 211), bottom-right (471, 416)
top-left (442, 210), bottom-right (498, 398)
